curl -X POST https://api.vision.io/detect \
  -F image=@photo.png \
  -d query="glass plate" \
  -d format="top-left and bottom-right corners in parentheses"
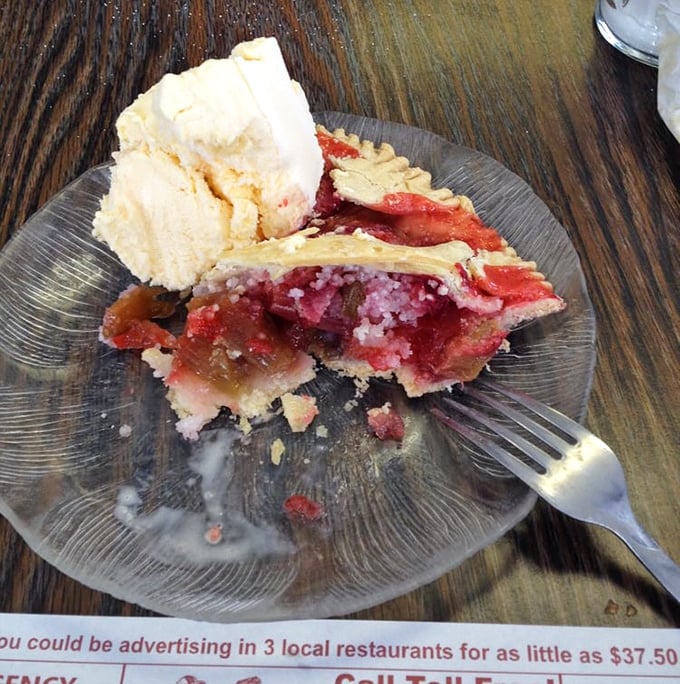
top-left (0, 113), bottom-right (596, 621)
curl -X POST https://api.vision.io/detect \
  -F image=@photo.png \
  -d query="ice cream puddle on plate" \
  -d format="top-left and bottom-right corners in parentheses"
top-left (114, 429), bottom-right (295, 566)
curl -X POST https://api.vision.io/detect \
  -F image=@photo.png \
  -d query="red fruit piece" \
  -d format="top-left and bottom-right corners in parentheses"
top-left (367, 403), bottom-right (405, 442)
top-left (283, 494), bottom-right (325, 522)
top-left (108, 319), bottom-right (177, 350)
top-left (102, 284), bottom-right (177, 350)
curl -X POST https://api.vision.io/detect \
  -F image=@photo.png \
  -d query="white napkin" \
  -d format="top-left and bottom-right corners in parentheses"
top-left (658, 1), bottom-right (680, 141)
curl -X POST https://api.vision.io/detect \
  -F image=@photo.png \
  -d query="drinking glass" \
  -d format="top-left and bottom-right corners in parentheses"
top-left (594, 0), bottom-right (677, 67)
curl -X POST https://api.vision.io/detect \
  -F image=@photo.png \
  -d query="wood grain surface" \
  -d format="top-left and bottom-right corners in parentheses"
top-left (0, 0), bottom-right (679, 627)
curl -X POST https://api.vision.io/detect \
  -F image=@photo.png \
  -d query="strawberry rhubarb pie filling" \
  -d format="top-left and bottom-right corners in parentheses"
top-left (100, 125), bottom-right (565, 439)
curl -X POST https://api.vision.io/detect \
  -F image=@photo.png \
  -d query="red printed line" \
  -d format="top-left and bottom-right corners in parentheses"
top-left (115, 664), bottom-right (547, 680)
top-left (121, 665), bottom-right (680, 681)
top-left (0, 657), bottom-right (677, 680)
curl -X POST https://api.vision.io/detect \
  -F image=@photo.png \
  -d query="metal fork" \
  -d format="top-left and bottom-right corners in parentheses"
top-left (431, 378), bottom-right (680, 603)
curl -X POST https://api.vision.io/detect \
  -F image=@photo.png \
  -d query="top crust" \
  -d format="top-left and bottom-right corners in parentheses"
top-left (203, 127), bottom-right (556, 307)
top-left (318, 126), bottom-right (476, 212)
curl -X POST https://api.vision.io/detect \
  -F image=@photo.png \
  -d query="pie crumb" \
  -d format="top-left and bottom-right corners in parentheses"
top-left (367, 402), bottom-right (405, 441)
top-left (281, 393), bottom-right (319, 432)
top-left (270, 438), bottom-right (285, 465)
top-left (353, 377), bottom-right (370, 396)
top-left (239, 415), bottom-right (253, 434)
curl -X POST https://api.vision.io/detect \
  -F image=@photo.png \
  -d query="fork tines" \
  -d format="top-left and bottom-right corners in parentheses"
top-left (431, 379), bottom-right (580, 485)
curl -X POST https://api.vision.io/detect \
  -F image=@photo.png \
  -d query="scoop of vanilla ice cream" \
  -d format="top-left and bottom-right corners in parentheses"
top-left (93, 37), bottom-right (323, 291)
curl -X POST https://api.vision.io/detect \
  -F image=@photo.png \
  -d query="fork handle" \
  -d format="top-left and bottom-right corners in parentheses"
top-left (606, 515), bottom-right (680, 604)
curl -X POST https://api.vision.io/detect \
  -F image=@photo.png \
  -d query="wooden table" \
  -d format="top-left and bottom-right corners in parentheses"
top-left (1, 1), bottom-right (678, 628)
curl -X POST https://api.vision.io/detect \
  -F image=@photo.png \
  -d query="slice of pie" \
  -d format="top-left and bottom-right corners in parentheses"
top-left (102, 125), bottom-right (565, 439)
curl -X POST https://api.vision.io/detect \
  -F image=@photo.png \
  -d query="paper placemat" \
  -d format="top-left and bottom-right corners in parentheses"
top-left (0, 613), bottom-right (678, 683)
